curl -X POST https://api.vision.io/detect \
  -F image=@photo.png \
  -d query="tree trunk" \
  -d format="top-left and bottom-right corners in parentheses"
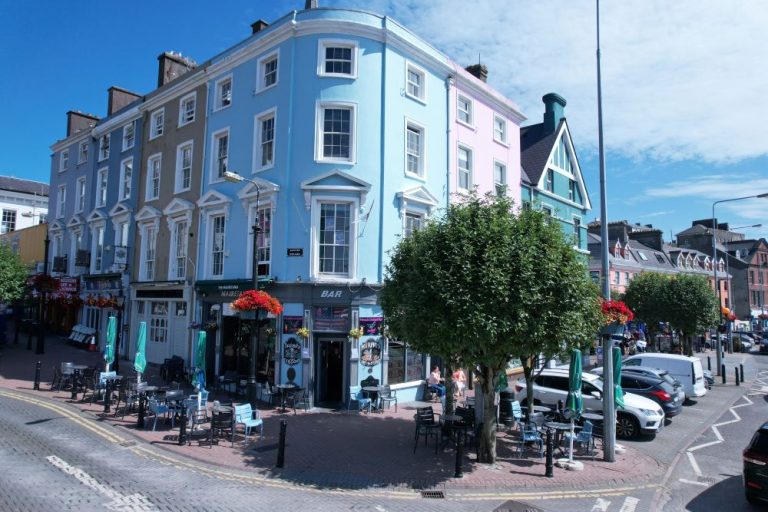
top-left (478, 364), bottom-right (497, 463)
top-left (523, 357), bottom-right (535, 416)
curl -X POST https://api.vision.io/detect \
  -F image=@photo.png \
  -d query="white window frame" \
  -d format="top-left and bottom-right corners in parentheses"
top-left (206, 213), bottom-right (227, 278)
top-left (98, 134), bottom-right (110, 161)
top-left (404, 119), bottom-right (426, 179)
top-left (146, 153), bottom-right (162, 201)
top-left (150, 108), bottom-right (164, 139)
top-left (405, 61), bottom-right (426, 103)
top-left (210, 128), bottom-right (230, 182)
top-left (56, 185), bottom-right (66, 218)
top-left (175, 141), bottom-right (193, 193)
top-left (59, 150), bottom-right (69, 173)
top-left (457, 95), bottom-right (474, 127)
top-left (256, 49), bottom-right (280, 92)
top-left (310, 196), bottom-right (359, 281)
top-left (122, 121), bottom-right (135, 151)
top-left (568, 180), bottom-right (576, 201)
top-left (68, 227), bottom-right (82, 275)
top-left (119, 157), bottom-right (133, 200)
top-left (76, 177), bottom-right (86, 213)
top-left (214, 75), bottom-right (233, 111)
top-left (178, 92), bottom-right (196, 127)
top-left (315, 101), bottom-right (357, 164)
top-left (403, 211), bottom-right (425, 238)
top-left (168, 218), bottom-right (188, 280)
top-left (317, 39), bottom-right (358, 79)
top-left (573, 216), bottom-right (582, 248)
top-left (247, 204), bottom-right (273, 280)
top-left (90, 223), bottom-right (105, 273)
top-left (493, 160), bottom-right (507, 196)
top-left (138, 221), bottom-right (159, 282)
top-left (493, 114), bottom-right (507, 145)
top-left (545, 169), bottom-right (554, 192)
top-left (96, 168), bottom-right (108, 207)
top-left (253, 108), bottom-right (276, 171)
top-left (457, 145), bottom-right (473, 191)
top-left (78, 141), bottom-right (88, 164)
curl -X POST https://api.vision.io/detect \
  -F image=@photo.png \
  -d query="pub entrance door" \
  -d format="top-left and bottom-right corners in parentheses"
top-left (316, 337), bottom-right (345, 405)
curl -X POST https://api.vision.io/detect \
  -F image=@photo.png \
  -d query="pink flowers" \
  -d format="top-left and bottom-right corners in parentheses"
top-left (601, 299), bottom-right (634, 325)
top-left (231, 290), bottom-right (284, 315)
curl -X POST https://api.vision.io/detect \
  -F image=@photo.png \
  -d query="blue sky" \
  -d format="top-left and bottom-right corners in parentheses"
top-left (2, 0), bottom-right (766, 241)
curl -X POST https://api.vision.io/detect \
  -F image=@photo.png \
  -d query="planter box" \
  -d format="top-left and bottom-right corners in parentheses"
top-left (599, 322), bottom-right (626, 336)
top-left (239, 310), bottom-right (256, 320)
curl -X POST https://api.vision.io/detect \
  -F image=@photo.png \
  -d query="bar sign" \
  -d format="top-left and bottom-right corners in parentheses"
top-left (287, 248), bottom-right (303, 257)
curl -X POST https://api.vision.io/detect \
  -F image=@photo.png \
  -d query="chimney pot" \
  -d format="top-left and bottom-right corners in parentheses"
top-left (251, 19), bottom-right (269, 34)
top-left (542, 93), bottom-right (567, 133)
top-left (305, 0), bottom-right (318, 8)
top-left (465, 64), bottom-right (488, 82)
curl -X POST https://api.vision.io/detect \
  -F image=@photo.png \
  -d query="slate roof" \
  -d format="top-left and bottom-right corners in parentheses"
top-left (521, 166), bottom-right (532, 186)
top-left (520, 119), bottom-right (563, 186)
top-left (588, 236), bottom-right (677, 273)
top-left (0, 176), bottom-right (49, 196)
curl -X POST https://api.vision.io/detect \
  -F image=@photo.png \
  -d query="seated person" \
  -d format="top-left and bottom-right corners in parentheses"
top-left (452, 367), bottom-right (467, 397)
top-left (427, 365), bottom-right (446, 398)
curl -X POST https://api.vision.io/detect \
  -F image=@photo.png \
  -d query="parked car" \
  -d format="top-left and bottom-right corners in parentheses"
top-left (514, 368), bottom-right (665, 439)
top-left (618, 373), bottom-right (682, 418)
top-left (743, 421), bottom-right (768, 504)
top-left (760, 338), bottom-right (768, 354)
top-left (623, 353), bottom-right (707, 399)
top-left (591, 366), bottom-right (686, 405)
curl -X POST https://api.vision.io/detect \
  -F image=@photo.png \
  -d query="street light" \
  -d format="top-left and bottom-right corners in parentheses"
top-left (223, 171), bottom-right (262, 407)
top-left (36, 233), bottom-right (50, 354)
top-left (114, 290), bottom-right (125, 374)
top-left (711, 193), bottom-right (768, 373)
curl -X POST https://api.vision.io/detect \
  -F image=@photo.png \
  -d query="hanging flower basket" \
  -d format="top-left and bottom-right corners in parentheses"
top-left (230, 290), bottom-right (284, 315)
top-left (599, 299), bottom-right (633, 336)
top-left (296, 327), bottom-right (310, 340)
top-left (348, 327), bottom-right (364, 340)
top-left (599, 322), bottom-right (626, 336)
top-left (239, 310), bottom-right (257, 320)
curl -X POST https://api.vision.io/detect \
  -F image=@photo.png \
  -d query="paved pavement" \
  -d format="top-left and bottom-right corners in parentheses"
top-left (0, 331), bottom-right (728, 499)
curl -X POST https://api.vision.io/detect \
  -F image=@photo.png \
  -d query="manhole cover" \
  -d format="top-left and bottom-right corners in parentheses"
top-left (421, 491), bottom-right (445, 499)
top-left (494, 501), bottom-right (545, 512)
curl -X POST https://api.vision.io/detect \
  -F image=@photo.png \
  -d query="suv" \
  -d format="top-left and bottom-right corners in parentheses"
top-left (514, 368), bottom-right (665, 439)
top-left (591, 365), bottom-right (686, 404)
top-left (744, 422), bottom-right (768, 504)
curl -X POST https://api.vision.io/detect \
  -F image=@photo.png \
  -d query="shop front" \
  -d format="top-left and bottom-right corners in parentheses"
top-left (82, 273), bottom-right (127, 366)
top-left (130, 282), bottom-right (191, 368)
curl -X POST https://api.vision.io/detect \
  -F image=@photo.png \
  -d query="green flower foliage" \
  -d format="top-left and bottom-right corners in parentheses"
top-left (0, 244), bottom-right (28, 303)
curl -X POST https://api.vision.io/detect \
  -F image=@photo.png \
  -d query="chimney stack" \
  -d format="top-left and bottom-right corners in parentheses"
top-left (107, 86), bottom-right (141, 116)
top-left (542, 93), bottom-right (567, 133)
top-left (66, 111), bottom-right (99, 137)
top-left (157, 51), bottom-right (197, 87)
top-left (251, 20), bottom-right (269, 34)
top-left (465, 64), bottom-right (488, 82)
top-left (305, 0), bottom-right (318, 8)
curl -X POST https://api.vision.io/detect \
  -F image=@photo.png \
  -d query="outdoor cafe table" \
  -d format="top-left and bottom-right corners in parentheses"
top-left (543, 421), bottom-right (577, 456)
top-left (362, 386), bottom-right (383, 412)
top-left (442, 413), bottom-right (469, 446)
top-left (274, 384), bottom-right (299, 412)
top-left (581, 412), bottom-right (604, 422)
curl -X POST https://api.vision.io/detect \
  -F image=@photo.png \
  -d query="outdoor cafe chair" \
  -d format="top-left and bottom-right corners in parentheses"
top-left (414, 406), bottom-right (442, 454)
top-left (260, 382), bottom-right (280, 406)
top-left (209, 409), bottom-right (235, 448)
top-left (347, 386), bottom-right (371, 414)
top-left (378, 385), bottom-right (398, 412)
top-left (516, 422), bottom-right (544, 458)
top-left (147, 397), bottom-right (173, 431)
top-left (564, 420), bottom-right (596, 458)
top-left (286, 389), bottom-right (309, 415)
top-left (234, 403), bottom-right (263, 444)
top-left (113, 378), bottom-right (139, 418)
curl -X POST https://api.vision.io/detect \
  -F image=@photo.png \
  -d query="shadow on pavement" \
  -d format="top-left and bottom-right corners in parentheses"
top-left (686, 474), bottom-right (761, 511)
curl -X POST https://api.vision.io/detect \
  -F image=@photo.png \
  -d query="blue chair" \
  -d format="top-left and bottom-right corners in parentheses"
top-left (565, 420), bottom-right (596, 457)
top-left (347, 386), bottom-right (371, 414)
top-left (234, 403), bottom-right (264, 444)
top-left (147, 397), bottom-right (172, 431)
top-left (511, 400), bottom-right (523, 425)
top-left (517, 422), bottom-right (543, 458)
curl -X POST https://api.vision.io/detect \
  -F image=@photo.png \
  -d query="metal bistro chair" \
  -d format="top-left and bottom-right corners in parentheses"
top-left (234, 403), bottom-right (264, 444)
top-left (516, 421), bottom-right (544, 458)
top-left (414, 406), bottom-right (442, 454)
top-left (209, 409), bottom-right (235, 448)
top-left (378, 385), bottom-right (398, 412)
top-left (286, 388), bottom-right (310, 415)
top-left (564, 420), bottom-right (596, 458)
top-left (347, 386), bottom-right (371, 414)
top-left (147, 397), bottom-right (173, 431)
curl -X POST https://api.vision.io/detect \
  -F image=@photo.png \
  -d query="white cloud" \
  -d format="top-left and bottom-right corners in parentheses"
top-left (330, 0), bottom-right (768, 163)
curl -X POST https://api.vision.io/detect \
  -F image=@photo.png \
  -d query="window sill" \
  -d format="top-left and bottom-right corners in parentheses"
top-left (254, 83), bottom-right (278, 95)
top-left (315, 157), bottom-right (355, 165)
top-left (456, 119), bottom-right (475, 130)
top-left (405, 93), bottom-right (427, 105)
top-left (254, 163), bottom-right (274, 173)
top-left (317, 72), bottom-right (357, 80)
top-left (404, 172), bottom-right (426, 182)
top-left (493, 138), bottom-right (509, 148)
top-left (178, 120), bottom-right (195, 129)
top-left (212, 104), bottom-right (232, 113)
top-left (149, 134), bottom-right (163, 141)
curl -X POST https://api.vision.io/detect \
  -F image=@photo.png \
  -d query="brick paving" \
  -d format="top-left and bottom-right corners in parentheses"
top-left (0, 331), bottom-right (668, 494)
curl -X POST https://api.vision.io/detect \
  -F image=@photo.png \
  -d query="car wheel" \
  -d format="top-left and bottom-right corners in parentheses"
top-left (616, 413), bottom-right (640, 439)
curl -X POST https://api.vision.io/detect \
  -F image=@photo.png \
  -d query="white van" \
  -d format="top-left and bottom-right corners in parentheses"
top-left (623, 353), bottom-right (707, 398)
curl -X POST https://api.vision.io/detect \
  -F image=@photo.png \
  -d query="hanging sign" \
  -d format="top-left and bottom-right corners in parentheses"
top-left (283, 337), bottom-right (302, 366)
top-left (360, 338), bottom-right (382, 367)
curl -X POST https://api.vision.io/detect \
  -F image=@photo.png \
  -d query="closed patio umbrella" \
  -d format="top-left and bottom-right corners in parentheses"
top-left (613, 346), bottom-right (624, 409)
top-left (104, 316), bottom-right (116, 372)
top-left (193, 331), bottom-right (207, 409)
top-left (134, 322), bottom-right (147, 385)
top-left (565, 348), bottom-right (583, 465)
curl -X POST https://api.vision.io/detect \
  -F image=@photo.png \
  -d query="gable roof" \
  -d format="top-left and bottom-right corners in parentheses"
top-left (0, 176), bottom-right (49, 196)
top-left (520, 119), bottom-right (563, 186)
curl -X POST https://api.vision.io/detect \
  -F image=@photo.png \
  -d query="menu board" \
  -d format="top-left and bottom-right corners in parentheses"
top-left (313, 307), bottom-right (349, 332)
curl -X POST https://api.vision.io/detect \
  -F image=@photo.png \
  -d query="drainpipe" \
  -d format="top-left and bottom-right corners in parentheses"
top-left (445, 74), bottom-right (455, 209)
top-left (377, 20), bottom-right (388, 283)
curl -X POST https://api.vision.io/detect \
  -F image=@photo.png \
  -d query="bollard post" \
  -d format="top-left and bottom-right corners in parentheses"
top-left (137, 392), bottom-right (146, 429)
top-left (103, 380), bottom-right (112, 413)
top-left (707, 356), bottom-right (711, 371)
top-left (735, 367), bottom-right (740, 386)
top-left (740, 364), bottom-right (745, 384)
top-left (545, 428), bottom-right (554, 477)
top-left (454, 432), bottom-right (464, 478)
top-left (178, 406), bottom-right (187, 446)
top-left (276, 419), bottom-right (287, 468)
top-left (71, 369), bottom-right (80, 400)
top-left (33, 361), bottom-right (41, 391)
top-left (721, 365), bottom-right (726, 384)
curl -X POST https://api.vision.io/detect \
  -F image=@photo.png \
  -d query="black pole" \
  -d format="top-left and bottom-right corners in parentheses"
top-left (735, 367), bottom-right (740, 386)
top-left (36, 236), bottom-right (50, 355)
top-left (70, 369), bottom-right (79, 400)
top-left (545, 428), bottom-right (554, 477)
top-left (454, 431), bottom-right (464, 478)
top-left (246, 219), bottom-right (261, 408)
top-left (103, 380), bottom-right (112, 413)
top-left (33, 361), bottom-right (41, 391)
top-left (113, 306), bottom-right (122, 375)
top-left (276, 419), bottom-right (287, 468)
top-left (707, 356), bottom-right (711, 371)
top-left (137, 392), bottom-right (146, 428)
top-left (178, 406), bottom-right (187, 446)
top-left (740, 363), bottom-right (745, 383)
top-left (721, 364), bottom-right (726, 384)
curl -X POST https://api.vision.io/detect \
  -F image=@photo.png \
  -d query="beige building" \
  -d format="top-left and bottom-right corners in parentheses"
top-left (0, 223), bottom-right (47, 269)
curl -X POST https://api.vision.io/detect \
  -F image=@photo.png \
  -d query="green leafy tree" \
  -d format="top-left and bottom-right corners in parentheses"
top-left (623, 272), bottom-right (672, 349)
top-left (0, 244), bottom-right (28, 303)
top-left (666, 274), bottom-right (719, 355)
top-left (381, 193), bottom-right (601, 463)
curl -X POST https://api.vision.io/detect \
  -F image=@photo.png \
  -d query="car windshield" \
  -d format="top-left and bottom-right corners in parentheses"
top-left (588, 376), bottom-right (605, 390)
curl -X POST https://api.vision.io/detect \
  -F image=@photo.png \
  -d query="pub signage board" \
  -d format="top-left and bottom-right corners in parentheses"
top-left (287, 248), bottom-right (303, 257)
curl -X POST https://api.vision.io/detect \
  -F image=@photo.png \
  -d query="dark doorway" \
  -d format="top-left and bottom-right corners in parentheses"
top-left (316, 338), bottom-right (344, 404)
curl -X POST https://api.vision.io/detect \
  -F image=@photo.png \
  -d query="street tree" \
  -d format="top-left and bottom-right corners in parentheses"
top-left (666, 274), bottom-right (719, 355)
top-left (623, 272), bottom-right (673, 349)
top-left (381, 193), bottom-right (601, 463)
top-left (0, 244), bottom-right (28, 304)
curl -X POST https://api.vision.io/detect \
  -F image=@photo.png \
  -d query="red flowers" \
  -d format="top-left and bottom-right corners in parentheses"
top-left (231, 290), bottom-right (284, 315)
top-left (601, 299), bottom-right (634, 325)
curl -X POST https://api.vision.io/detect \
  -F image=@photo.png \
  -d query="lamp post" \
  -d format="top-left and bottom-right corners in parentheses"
top-left (223, 171), bottom-right (262, 407)
top-left (711, 193), bottom-right (768, 373)
top-left (114, 290), bottom-right (125, 374)
top-left (36, 234), bottom-right (50, 354)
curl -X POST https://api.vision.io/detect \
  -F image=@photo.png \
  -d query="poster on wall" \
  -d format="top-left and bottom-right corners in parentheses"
top-left (313, 306), bottom-right (349, 331)
top-left (283, 316), bottom-right (303, 333)
top-left (359, 317), bottom-right (383, 336)
top-left (283, 337), bottom-right (302, 366)
top-left (360, 337), bottom-right (382, 367)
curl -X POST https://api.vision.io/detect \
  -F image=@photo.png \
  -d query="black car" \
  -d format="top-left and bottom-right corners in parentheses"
top-left (620, 373), bottom-right (682, 418)
top-left (744, 422), bottom-right (768, 504)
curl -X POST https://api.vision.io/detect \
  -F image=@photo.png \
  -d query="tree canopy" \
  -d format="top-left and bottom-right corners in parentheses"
top-left (381, 193), bottom-right (601, 462)
top-left (0, 244), bottom-right (28, 303)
